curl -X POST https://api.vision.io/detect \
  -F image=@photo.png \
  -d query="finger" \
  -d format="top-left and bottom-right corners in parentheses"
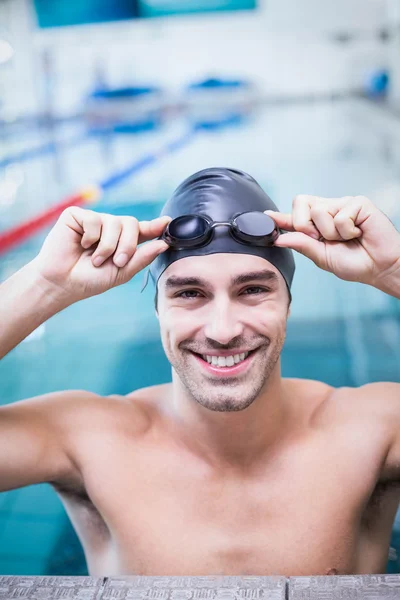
top-left (292, 195), bottom-right (321, 239)
top-left (122, 239), bottom-right (169, 279)
top-left (65, 207), bottom-right (103, 248)
top-left (92, 217), bottom-right (122, 267)
top-left (138, 216), bottom-right (172, 244)
top-left (333, 203), bottom-right (363, 240)
top-left (264, 210), bottom-right (295, 232)
top-left (274, 232), bottom-right (327, 269)
top-left (113, 216), bottom-right (140, 268)
top-left (310, 203), bottom-right (341, 241)
top-left (81, 215), bottom-right (103, 249)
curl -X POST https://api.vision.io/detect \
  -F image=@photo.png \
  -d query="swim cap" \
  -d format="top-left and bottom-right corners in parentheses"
top-left (147, 167), bottom-right (295, 296)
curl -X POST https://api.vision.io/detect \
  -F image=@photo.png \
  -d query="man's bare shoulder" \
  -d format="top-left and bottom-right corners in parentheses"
top-left (41, 388), bottom-right (155, 439)
top-left (353, 381), bottom-right (400, 414)
top-left (50, 383), bottom-right (171, 435)
top-left (321, 380), bottom-right (400, 418)
top-left (107, 383), bottom-right (173, 428)
top-left (293, 377), bottom-right (400, 433)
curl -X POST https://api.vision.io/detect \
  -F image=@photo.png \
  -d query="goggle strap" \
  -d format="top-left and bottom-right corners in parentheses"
top-left (140, 268), bottom-right (151, 293)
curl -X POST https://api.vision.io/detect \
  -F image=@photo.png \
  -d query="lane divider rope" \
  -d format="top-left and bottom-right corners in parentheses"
top-left (0, 131), bottom-right (90, 170)
top-left (0, 128), bottom-right (198, 255)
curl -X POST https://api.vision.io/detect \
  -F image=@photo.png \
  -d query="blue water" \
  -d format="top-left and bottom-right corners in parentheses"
top-left (0, 99), bottom-right (399, 575)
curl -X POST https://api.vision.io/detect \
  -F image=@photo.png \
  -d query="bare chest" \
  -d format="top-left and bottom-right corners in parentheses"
top-left (57, 428), bottom-right (394, 576)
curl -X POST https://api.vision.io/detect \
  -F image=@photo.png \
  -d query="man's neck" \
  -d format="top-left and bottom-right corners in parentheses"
top-left (168, 364), bottom-right (290, 472)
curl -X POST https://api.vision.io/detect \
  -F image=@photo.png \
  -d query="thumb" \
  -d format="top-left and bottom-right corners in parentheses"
top-left (123, 239), bottom-right (168, 280)
top-left (274, 232), bottom-right (327, 268)
top-left (264, 210), bottom-right (294, 231)
top-left (138, 215), bottom-right (172, 244)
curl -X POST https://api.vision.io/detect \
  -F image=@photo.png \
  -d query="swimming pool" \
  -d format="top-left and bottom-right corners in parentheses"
top-left (0, 98), bottom-right (399, 575)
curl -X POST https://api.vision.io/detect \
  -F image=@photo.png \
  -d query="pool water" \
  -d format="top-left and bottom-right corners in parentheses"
top-left (0, 98), bottom-right (399, 575)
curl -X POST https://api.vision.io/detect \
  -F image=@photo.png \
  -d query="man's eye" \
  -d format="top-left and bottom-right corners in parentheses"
top-left (176, 290), bottom-right (201, 299)
top-left (242, 286), bottom-right (269, 295)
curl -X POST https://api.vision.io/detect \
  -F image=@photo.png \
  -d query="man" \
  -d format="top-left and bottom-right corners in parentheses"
top-left (0, 168), bottom-right (399, 577)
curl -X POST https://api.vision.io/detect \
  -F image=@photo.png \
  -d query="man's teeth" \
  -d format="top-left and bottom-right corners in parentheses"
top-left (201, 352), bottom-right (250, 367)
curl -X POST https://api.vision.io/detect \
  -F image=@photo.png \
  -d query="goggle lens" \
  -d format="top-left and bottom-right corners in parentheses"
top-left (168, 215), bottom-right (209, 241)
top-left (235, 212), bottom-right (275, 237)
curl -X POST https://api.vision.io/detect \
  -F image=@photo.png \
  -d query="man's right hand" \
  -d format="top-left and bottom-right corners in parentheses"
top-left (31, 207), bottom-right (171, 303)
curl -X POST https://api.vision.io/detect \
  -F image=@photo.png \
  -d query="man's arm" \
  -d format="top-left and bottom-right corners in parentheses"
top-left (0, 207), bottom-right (171, 491)
top-left (0, 261), bottom-right (70, 360)
top-left (0, 391), bottom-right (94, 492)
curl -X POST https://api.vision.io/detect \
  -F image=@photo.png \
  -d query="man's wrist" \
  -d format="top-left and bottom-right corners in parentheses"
top-left (26, 258), bottom-right (73, 315)
top-left (0, 260), bottom-right (73, 359)
top-left (371, 257), bottom-right (400, 299)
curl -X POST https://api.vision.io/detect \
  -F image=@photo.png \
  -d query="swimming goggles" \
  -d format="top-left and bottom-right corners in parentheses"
top-left (160, 211), bottom-right (280, 250)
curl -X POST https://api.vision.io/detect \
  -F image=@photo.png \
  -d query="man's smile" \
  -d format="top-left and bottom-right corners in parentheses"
top-left (188, 347), bottom-right (261, 377)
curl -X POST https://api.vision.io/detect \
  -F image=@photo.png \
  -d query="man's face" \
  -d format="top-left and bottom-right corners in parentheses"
top-left (157, 254), bottom-right (290, 413)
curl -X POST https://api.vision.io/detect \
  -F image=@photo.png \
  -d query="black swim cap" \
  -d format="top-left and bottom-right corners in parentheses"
top-left (148, 167), bottom-right (295, 296)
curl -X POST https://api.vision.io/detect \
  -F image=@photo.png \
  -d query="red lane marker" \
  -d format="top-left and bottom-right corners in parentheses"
top-left (0, 186), bottom-right (100, 255)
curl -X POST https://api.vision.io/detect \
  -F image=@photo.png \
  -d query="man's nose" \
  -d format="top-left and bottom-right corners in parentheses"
top-left (203, 301), bottom-right (244, 345)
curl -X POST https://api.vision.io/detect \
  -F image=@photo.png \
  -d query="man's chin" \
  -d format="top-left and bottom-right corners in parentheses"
top-left (188, 374), bottom-right (262, 410)
top-left (192, 392), bottom-right (258, 413)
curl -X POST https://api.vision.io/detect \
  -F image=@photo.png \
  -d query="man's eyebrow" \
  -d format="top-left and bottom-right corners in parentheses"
top-left (164, 270), bottom-right (279, 289)
top-left (164, 276), bottom-right (209, 289)
top-left (232, 270), bottom-right (279, 286)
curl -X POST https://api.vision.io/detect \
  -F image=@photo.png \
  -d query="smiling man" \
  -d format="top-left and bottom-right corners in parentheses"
top-left (0, 168), bottom-right (400, 577)
top-left (147, 169), bottom-right (295, 418)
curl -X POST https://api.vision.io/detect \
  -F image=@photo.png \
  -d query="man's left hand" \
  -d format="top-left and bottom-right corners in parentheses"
top-left (266, 195), bottom-right (400, 287)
